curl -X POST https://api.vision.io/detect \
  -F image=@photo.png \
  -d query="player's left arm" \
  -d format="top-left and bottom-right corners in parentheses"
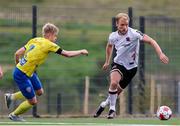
top-left (49, 42), bottom-right (88, 57)
top-left (15, 47), bottom-right (26, 64)
top-left (59, 49), bottom-right (88, 57)
top-left (0, 65), bottom-right (3, 79)
top-left (142, 34), bottom-right (169, 64)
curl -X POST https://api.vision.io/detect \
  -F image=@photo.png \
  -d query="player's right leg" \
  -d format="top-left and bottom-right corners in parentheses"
top-left (5, 91), bottom-right (25, 109)
top-left (8, 67), bottom-right (36, 121)
top-left (107, 70), bottom-right (122, 119)
top-left (8, 98), bottom-right (36, 122)
top-left (4, 93), bottom-right (12, 109)
top-left (9, 97), bottom-right (36, 122)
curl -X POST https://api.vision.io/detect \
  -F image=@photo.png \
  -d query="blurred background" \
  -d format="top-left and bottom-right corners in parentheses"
top-left (0, 0), bottom-right (180, 118)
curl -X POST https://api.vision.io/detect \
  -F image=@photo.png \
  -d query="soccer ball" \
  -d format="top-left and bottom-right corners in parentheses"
top-left (156, 106), bottom-right (172, 120)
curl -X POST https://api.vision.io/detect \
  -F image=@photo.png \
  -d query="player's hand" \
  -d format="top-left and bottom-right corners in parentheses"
top-left (81, 49), bottom-right (88, 56)
top-left (102, 62), bottom-right (109, 70)
top-left (159, 52), bottom-right (169, 64)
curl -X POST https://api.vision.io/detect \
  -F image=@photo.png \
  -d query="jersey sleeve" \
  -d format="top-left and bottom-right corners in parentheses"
top-left (24, 44), bottom-right (28, 50)
top-left (135, 30), bottom-right (144, 40)
top-left (24, 39), bottom-right (32, 50)
top-left (48, 42), bottom-right (61, 53)
top-left (108, 33), bottom-right (115, 45)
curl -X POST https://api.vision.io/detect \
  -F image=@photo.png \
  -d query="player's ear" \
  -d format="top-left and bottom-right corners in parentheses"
top-left (116, 21), bottom-right (118, 27)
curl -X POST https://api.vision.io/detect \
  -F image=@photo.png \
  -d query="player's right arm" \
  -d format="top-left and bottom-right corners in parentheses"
top-left (15, 47), bottom-right (26, 65)
top-left (102, 43), bottom-right (113, 70)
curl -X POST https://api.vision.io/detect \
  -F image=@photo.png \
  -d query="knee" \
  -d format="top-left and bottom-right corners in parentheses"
top-left (36, 89), bottom-right (44, 96)
top-left (110, 80), bottom-right (119, 89)
top-left (28, 98), bottom-right (38, 105)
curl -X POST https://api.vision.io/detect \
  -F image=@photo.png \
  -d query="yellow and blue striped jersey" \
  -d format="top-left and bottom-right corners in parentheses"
top-left (17, 37), bottom-right (61, 77)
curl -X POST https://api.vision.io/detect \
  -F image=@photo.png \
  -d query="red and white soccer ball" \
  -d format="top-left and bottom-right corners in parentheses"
top-left (156, 106), bottom-right (172, 120)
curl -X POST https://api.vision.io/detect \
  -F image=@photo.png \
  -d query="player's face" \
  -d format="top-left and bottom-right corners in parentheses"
top-left (116, 18), bottom-right (129, 35)
top-left (49, 33), bottom-right (57, 42)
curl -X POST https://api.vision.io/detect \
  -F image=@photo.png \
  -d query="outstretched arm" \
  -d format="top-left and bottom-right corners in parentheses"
top-left (102, 43), bottom-right (113, 70)
top-left (142, 34), bottom-right (169, 64)
top-left (15, 47), bottom-right (26, 64)
top-left (0, 65), bottom-right (3, 79)
top-left (61, 49), bottom-right (88, 57)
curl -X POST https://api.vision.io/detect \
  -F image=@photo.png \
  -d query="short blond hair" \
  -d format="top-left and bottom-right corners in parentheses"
top-left (42, 23), bottom-right (59, 36)
top-left (115, 13), bottom-right (129, 22)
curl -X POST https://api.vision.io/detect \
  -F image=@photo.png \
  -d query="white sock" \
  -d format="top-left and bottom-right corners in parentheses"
top-left (100, 96), bottom-right (110, 108)
top-left (109, 90), bottom-right (117, 111)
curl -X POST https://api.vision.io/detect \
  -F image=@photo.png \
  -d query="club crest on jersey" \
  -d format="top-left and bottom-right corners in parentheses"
top-left (126, 37), bottom-right (130, 41)
top-left (26, 87), bottom-right (32, 93)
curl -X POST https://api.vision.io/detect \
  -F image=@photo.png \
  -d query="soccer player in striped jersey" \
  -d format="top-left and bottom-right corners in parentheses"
top-left (5, 23), bottom-right (88, 121)
top-left (94, 13), bottom-right (169, 119)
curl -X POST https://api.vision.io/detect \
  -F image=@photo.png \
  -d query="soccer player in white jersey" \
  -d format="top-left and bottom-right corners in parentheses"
top-left (94, 13), bottom-right (169, 119)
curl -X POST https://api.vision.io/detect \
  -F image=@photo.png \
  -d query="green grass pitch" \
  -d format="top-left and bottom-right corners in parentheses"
top-left (0, 117), bottom-right (180, 126)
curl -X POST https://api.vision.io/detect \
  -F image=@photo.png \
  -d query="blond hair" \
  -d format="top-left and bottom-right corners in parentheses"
top-left (42, 23), bottom-right (59, 36)
top-left (115, 13), bottom-right (129, 22)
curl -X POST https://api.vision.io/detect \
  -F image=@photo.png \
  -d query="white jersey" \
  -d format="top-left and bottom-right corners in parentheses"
top-left (108, 27), bottom-right (144, 70)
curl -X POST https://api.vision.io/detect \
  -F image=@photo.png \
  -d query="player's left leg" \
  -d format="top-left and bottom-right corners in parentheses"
top-left (93, 85), bottom-right (122, 118)
top-left (30, 73), bottom-right (44, 96)
top-left (29, 73), bottom-right (43, 117)
top-left (93, 97), bottom-right (109, 118)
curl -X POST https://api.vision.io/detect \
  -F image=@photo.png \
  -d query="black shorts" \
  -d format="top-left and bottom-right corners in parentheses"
top-left (111, 62), bottom-right (137, 89)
